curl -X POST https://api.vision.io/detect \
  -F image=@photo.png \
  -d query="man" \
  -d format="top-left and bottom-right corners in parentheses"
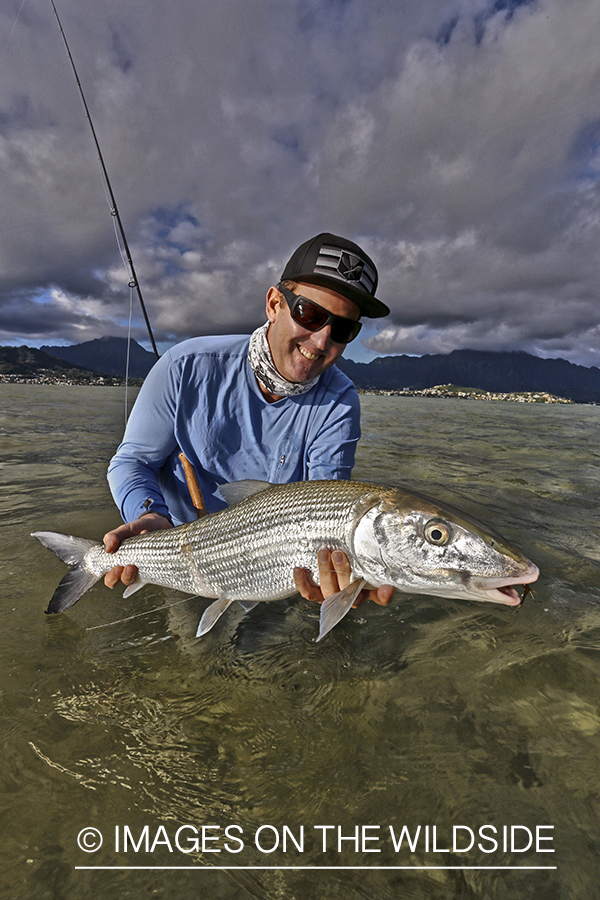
top-left (104, 233), bottom-right (394, 609)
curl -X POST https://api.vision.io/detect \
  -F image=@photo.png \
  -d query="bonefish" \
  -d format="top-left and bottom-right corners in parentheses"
top-left (33, 479), bottom-right (539, 642)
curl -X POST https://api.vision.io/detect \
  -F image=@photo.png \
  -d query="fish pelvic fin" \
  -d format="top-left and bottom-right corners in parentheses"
top-left (237, 600), bottom-right (260, 612)
top-left (316, 578), bottom-right (367, 643)
top-left (196, 598), bottom-right (235, 637)
top-left (123, 578), bottom-right (150, 599)
top-left (32, 532), bottom-right (102, 614)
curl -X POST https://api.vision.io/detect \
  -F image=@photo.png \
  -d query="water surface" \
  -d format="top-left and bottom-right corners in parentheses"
top-left (1, 385), bottom-right (599, 899)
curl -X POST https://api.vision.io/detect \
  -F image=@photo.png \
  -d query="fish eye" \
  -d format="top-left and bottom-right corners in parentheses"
top-left (424, 520), bottom-right (451, 545)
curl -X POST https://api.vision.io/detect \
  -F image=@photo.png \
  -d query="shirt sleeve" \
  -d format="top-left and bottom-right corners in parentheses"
top-left (306, 382), bottom-right (361, 481)
top-left (107, 351), bottom-right (180, 523)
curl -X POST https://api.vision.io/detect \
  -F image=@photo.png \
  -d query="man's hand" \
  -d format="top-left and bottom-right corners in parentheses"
top-left (293, 549), bottom-right (394, 609)
top-left (103, 513), bottom-right (173, 588)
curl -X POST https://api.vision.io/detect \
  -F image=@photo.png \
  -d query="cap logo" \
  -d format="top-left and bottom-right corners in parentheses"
top-left (313, 244), bottom-right (376, 294)
top-left (338, 252), bottom-right (364, 283)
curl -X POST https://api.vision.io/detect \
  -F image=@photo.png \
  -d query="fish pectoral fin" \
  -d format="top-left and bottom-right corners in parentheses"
top-left (237, 600), bottom-right (260, 612)
top-left (196, 598), bottom-right (235, 637)
top-left (316, 578), bottom-right (367, 643)
top-left (122, 578), bottom-right (150, 599)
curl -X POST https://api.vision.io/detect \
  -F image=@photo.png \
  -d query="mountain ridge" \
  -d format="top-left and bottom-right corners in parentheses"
top-left (40, 336), bottom-right (157, 379)
top-left (2, 338), bottom-right (599, 403)
top-left (336, 348), bottom-right (600, 404)
top-left (0, 345), bottom-right (100, 380)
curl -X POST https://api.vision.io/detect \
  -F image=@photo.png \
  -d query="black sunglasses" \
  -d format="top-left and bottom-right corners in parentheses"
top-left (277, 284), bottom-right (362, 344)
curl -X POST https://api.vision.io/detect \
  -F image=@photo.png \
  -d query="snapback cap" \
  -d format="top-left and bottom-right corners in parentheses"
top-left (280, 232), bottom-right (390, 318)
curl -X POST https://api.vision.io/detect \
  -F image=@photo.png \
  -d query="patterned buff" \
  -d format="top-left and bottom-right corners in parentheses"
top-left (248, 322), bottom-right (321, 397)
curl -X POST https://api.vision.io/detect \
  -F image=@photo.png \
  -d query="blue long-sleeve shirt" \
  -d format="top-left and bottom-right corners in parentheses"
top-left (107, 335), bottom-right (361, 525)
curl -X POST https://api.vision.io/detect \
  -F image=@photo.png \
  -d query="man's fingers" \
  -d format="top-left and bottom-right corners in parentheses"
top-left (103, 522), bottom-right (136, 553)
top-left (295, 550), bottom-right (396, 610)
top-left (351, 584), bottom-right (395, 609)
top-left (104, 566), bottom-right (124, 589)
top-left (317, 549), bottom-right (341, 598)
top-left (375, 585), bottom-right (394, 606)
top-left (294, 566), bottom-right (323, 603)
top-left (330, 549), bottom-right (352, 590)
top-left (103, 532), bottom-right (122, 554)
top-left (104, 564), bottom-right (139, 589)
top-left (121, 564), bottom-right (138, 586)
top-left (103, 514), bottom-right (173, 555)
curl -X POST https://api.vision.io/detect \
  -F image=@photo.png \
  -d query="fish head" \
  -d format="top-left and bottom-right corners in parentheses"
top-left (352, 488), bottom-right (539, 606)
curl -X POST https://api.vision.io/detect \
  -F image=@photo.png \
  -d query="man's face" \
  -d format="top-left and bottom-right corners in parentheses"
top-left (265, 282), bottom-right (361, 385)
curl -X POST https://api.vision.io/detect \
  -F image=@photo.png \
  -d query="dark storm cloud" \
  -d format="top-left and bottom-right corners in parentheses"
top-left (1, 0), bottom-right (600, 364)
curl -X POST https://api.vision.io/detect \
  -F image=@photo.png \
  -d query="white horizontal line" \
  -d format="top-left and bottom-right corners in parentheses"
top-left (75, 865), bottom-right (558, 871)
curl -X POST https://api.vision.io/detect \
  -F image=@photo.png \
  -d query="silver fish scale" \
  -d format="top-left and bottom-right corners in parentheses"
top-left (179, 480), bottom-right (378, 600)
top-left (85, 531), bottom-right (200, 594)
top-left (86, 480), bottom-right (382, 601)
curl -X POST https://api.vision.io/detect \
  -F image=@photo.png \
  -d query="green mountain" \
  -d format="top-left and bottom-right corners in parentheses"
top-left (0, 345), bottom-right (99, 380)
top-left (337, 349), bottom-right (600, 404)
top-left (41, 336), bottom-right (156, 378)
top-left (4, 338), bottom-right (600, 404)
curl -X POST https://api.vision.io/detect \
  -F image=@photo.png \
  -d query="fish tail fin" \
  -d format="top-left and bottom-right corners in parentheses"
top-left (32, 531), bottom-right (101, 614)
top-left (44, 566), bottom-right (101, 614)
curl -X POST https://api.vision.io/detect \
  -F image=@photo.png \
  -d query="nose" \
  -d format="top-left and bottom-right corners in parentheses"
top-left (309, 324), bottom-right (333, 350)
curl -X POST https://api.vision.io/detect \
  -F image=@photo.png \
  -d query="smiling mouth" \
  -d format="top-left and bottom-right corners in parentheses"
top-left (298, 345), bottom-right (320, 361)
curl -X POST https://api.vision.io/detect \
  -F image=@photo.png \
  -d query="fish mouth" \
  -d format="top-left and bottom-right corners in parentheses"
top-left (472, 563), bottom-right (539, 606)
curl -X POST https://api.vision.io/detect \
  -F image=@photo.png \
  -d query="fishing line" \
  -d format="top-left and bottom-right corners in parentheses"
top-left (85, 595), bottom-right (197, 631)
top-left (102, 165), bottom-right (130, 274)
top-left (99, 164), bottom-right (135, 422)
top-left (47, 1), bottom-right (206, 506)
top-left (48, 0), bottom-right (160, 366)
top-left (1, 0), bottom-right (28, 64)
top-left (124, 284), bottom-right (134, 426)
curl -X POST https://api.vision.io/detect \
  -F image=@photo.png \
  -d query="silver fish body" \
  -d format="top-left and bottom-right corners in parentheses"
top-left (33, 479), bottom-right (539, 641)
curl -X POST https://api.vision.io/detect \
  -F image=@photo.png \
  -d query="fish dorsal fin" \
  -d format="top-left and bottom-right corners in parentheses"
top-left (218, 480), bottom-right (272, 507)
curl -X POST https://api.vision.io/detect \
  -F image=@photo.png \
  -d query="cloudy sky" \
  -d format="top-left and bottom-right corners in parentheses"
top-left (1, 0), bottom-right (600, 366)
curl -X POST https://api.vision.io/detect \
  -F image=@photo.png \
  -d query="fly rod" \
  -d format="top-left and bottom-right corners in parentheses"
top-left (49, 0), bottom-right (159, 359)
top-left (50, 0), bottom-right (207, 515)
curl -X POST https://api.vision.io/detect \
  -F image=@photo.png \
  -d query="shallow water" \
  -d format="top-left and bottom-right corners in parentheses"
top-left (1, 384), bottom-right (599, 899)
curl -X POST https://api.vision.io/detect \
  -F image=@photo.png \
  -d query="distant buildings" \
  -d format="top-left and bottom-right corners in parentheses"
top-left (361, 385), bottom-right (573, 404)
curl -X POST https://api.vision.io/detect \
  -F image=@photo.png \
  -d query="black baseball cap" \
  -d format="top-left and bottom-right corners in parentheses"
top-left (280, 232), bottom-right (390, 318)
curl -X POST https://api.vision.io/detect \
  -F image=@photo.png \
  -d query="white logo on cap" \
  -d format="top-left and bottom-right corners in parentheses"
top-left (314, 245), bottom-right (376, 293)
top-left (338, 252), bottom-right (364, 283)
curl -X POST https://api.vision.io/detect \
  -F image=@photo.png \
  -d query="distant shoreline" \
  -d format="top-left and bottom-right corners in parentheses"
top-left (359, 385), bottom-right (576, 404)
top-left (0, 374), bottom-right (578, 403)
top-left (0, 374), bottom-right (142, 387)
top-left (3, 341), bottom-right (599, 403)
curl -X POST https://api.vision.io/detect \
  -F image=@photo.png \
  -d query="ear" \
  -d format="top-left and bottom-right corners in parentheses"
top-left (265, 286), bottom-right (282, 324)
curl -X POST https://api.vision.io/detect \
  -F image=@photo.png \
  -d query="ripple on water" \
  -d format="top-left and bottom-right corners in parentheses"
top-left (1, 387), bottom-right (600, 897)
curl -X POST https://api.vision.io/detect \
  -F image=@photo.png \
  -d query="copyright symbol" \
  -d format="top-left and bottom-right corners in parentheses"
top-left (77, 827), bottom-right (103, 852)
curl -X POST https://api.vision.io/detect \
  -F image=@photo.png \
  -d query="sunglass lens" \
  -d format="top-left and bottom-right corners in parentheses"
top-left (292, 298), bottom-right (329, 331)
top-left (286, 289), bottom-right (362, 343)
top-left (330, 320), bottom-right (360, 343)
